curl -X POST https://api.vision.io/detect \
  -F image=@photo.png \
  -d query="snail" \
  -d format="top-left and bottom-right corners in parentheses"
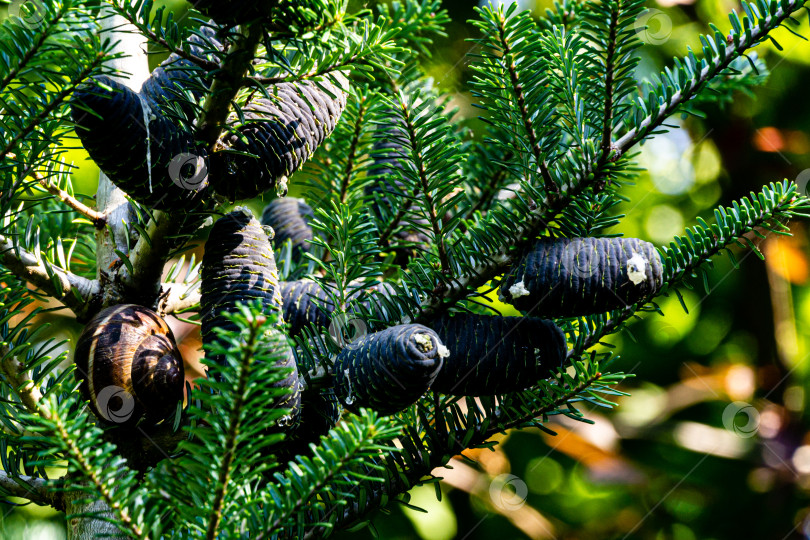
top-left (333, 324), bottom-right (447, 415)
top-left (210, 77), bottom-right (349, 201)
top-left (499, 237), bottom-right (665, 316)
top-left (73, 304), bottom-right (185, 426)
top-left (429, 313), bottom-right (567, 395)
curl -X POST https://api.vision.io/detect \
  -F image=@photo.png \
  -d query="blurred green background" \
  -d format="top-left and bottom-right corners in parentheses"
top-left (4, 0), bottom-right (810, 538)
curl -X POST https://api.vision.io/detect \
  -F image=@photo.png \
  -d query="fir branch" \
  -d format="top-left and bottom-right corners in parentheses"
top-left (196, 26), bottom-right (262, 145)
top-left (0, 234), bottom-right (100, 318)
top-left (0, 347), bottom-right (45, 416)
top-left (397, 93), bottom-right (450, 274)
top-left (338, 96), bottom-right (371, 205)
top-left (260, 412), bottom-right (400, 537)
top-left (204, 310), bottom-right (265, 540)
top-left (0, 347), bottom-right (65, 510)
top-left (598, 4), bottom-right (620, 161)
top-left (322, 371), bottom-right (607, 534)
top-left (49, 407), bottom-right (144, 539)
top-left (412, 0), bottom-right (805, 326)
top-left (492, 9), bottom-right (556, 195)
top-left (614, 0), bottom-right (807, 154)
top-left (0, 470), bottom-right (63, 510)
top-left (571, 182), bottom-right (809, 356)
top-left (0, 2), bottom-right (69, 93)
top-left (34, 174), bottom-right (105, 228)
top-left (0, 58), bottom-right (103, 163)
top-left (109, 0), bottom-right (221, 71)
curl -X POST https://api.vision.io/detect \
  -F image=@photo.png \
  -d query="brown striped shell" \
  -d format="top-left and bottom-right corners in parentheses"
top-left (74, 305), bottom-right (185, 426)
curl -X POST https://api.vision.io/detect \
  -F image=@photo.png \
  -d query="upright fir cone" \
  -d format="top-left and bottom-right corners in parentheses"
top-left (70, 28), bottom-right (220, 210)
top-left (200, 207), bottom-right (300, 424)
top-left (211, 76), bottom-right (349, 200)
top-left (261, 197), bottom-right (315, 259)
top-left (279, 280), bottom-right (394, 337)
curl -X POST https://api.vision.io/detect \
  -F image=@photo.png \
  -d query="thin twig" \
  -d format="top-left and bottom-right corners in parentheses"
top-left (0, 235), bottom-right (100, 319)
top-left (0, 470), bottom-right (64, 511)
top-left (36, 177), bottom-right (106, 228)
top-left (0, 347), bottom-right (46, 418)
top-left (0, 349), bottom-right (64, 510)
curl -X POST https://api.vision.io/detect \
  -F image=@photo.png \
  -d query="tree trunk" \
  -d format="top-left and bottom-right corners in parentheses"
top-left (66, 10), bottom-right (149, 540)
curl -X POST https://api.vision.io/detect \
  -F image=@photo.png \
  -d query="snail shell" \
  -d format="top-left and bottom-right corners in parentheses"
top-left (74, 304), bottom-right (185, 426)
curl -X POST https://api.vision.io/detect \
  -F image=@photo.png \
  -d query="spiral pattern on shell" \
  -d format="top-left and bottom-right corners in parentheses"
top-left (200, 208), bottom-right (301, 419)
top-left (333, 324), bottom-right (446, 415)
top-left (74, 305), bottom-right (185, 426)
top-left (499, 237), bottom-right (665, 316)
top-left (211, 78), bottom-right (349, 200)
top-left (429, 313), bottom-right (566, 395)
top-left (70, 29), bottom-right (220, 209)
top-left (261, 197), bottom-right (315, 258)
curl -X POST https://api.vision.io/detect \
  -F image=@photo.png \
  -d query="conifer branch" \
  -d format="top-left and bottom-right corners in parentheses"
top-left (598, 3), bottom-right (620, 162)
top-left (197, 27), bottom-right (262, 145)
top-left (323, 372), bottom-right (605, 534)
top-left (204, 313), bottom-right (264, 540)
top-left (35, 175), bottom-right (106, 228)
top-left (0, 235), bottom-right (100, 318)
top-left (413, 0), bottom-right (807, 325)
top-left (0, 346), bottom-right (45, 417)
top-left (0, 58), bottom-right (103, 163)
top-left (50, 409), bottom-right (144, 539)
top-left (0, 5), bottom-right (68, 93)
top-left (0, 470), bottom-right (63, 510)
top-left (571, 182), bottom-right (808, 356)
top-left (261, 417), bottom-right (393, 536)
top-left (0, 350), bottom-right (65, 510)
top-left (494, 13), bottom-right (556, 196)
top-left (92, 13), bottom-right (150, 309)
top-left (614, 0), bottom-right (806, 155)
top-left (398, 97), bottom-right (449, 274)
top-left (338, 97), bottom-right (371, 204)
